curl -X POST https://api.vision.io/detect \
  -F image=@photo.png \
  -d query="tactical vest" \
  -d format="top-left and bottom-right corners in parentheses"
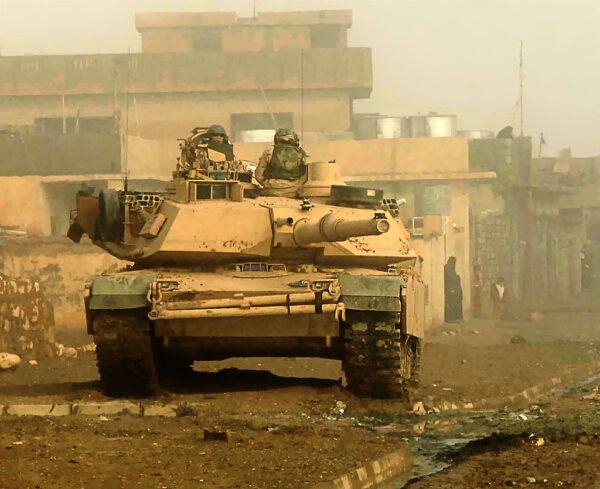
top-left (265, 144), bottom-right (306, 181)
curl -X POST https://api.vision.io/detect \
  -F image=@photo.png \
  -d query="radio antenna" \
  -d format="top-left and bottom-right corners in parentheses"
top-left (123, 48), bottom-right (131, 191)
top-left (518, 41), bottom-right (524, 137)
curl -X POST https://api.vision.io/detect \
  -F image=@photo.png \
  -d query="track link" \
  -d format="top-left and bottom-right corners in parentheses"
top-left (343, 310), bottom-right (421, 399)
top-left (93, 309), bottom-right (159, 397)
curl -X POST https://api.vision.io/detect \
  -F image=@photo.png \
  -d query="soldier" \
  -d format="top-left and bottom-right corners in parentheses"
top-left (205, 124), bottom-right (235, 161)
top-left (255, 129), bottom-right (308, 196)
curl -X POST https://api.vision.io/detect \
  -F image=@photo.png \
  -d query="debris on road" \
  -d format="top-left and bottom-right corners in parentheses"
top-left (510, 335), bottom-right (526, 345)
top-left (0, 352), bottom-right (21, 371)
top-left (203, 429), bottom-right (241, 443)
top-left (412, 401), bottom-right (427, 416)
top-left (582, 385), bottom-right (600, 402)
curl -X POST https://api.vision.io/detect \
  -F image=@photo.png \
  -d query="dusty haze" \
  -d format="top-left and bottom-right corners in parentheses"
top-left (0, 0), bottom-right (598, 156)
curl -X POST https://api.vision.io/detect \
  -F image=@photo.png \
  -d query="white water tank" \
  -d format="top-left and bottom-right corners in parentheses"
top-left (407, 115), bottom-right (457, 137)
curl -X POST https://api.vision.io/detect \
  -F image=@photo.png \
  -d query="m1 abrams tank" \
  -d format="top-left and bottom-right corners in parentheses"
top-left (68, 131), bottom-right (424, 398)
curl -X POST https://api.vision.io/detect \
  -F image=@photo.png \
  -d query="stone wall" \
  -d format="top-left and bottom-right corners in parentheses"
top-left (0, 238), bottom-right (122, 331)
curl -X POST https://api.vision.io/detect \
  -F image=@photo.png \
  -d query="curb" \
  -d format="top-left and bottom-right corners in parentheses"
top-left (312, 445), bottom-right (412, 489)
top-left (0, 401), bottom-right (184, 418)
top-left (424, 359), bottom-right (600, 413)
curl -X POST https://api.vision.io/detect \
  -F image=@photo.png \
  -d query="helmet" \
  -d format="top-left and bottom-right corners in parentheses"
top-left (207, 124), bottom-right (227, 137)
top-left (274, 128), bottom-right (299, 145)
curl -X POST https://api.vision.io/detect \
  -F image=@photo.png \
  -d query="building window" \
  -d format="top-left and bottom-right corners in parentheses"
top-left (231, 112), bottom-right (294, 142)
top-left (192, 28), bottom-right (222, 52)
top-left (310, 25), bottom-right (341, 48)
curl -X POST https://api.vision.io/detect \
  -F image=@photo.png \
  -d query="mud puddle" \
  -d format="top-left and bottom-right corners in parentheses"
top-left (395, 370), bottom-right (600, 487)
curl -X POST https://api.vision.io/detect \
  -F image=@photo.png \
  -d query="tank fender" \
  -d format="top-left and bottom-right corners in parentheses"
top-left (338, 273), bottom-right (404, 312)
top-left (89, 273), bottom-right (157, 311)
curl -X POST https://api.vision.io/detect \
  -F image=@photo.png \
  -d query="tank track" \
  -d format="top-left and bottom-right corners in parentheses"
top-left (93, 309), bottom-right (159, 397)
top-left (343, 310), bottom-right (421, 398)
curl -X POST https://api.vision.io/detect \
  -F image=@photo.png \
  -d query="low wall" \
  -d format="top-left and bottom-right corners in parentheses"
top-left (0, 238), bottom-right (122, 331)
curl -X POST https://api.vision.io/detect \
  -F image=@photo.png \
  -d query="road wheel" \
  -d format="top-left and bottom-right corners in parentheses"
top-left (342, 310), bottom-right (417, 399)
top-left (93, 309), bottom-right (159, 397)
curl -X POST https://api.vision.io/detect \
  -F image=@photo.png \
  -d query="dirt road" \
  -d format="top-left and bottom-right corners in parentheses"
top-left (0, 307), bottom-right (599, 488)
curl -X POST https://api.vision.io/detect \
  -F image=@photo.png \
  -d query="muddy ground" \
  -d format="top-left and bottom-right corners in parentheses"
top-left (1, 304), bottom-right (600, 488)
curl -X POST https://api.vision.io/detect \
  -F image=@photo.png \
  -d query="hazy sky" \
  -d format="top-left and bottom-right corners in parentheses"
top-left (0, 0), bottom-right (598, 156)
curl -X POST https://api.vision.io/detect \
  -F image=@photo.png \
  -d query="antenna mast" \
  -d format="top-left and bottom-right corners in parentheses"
top-left (300, 48), bottom-right (304, 145)
top-left (519, 41), bottom-right (524, 137)
top-left (123, 48), bottom-right (131, 191)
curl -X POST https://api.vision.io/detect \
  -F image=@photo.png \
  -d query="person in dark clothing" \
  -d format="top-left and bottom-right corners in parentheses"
top-left (444, 256), bottom-right (463, 323)
top-left (496, 125), bottom-right (514, 139)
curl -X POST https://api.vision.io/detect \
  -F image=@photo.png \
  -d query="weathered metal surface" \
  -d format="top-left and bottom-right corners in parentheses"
top-left (89, 273), bottom-right (157, 310)
top-left (339, 273), bottom-right (402, 312)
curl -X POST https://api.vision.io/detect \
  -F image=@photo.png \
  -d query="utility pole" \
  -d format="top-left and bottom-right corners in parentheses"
top-left (519, 41), bottom-right (524, 137)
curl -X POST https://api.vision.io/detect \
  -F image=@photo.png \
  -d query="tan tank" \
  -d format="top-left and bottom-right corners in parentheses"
top-left (68, 132), bottom-right (425, 398)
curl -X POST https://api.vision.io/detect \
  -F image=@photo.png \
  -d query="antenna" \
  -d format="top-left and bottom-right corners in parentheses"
top-left (518, 41), bottom-right (524, 137)
top-left (300, 48), bottom-right (304, 145)
top-left (257, 82), bottom-right (277, 130)
top-left (123, 48), bottom-right (131, 192)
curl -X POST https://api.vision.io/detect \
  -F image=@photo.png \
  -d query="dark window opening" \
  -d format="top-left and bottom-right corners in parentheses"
top-left (310, 25), bottom-right (341, 48)
top-left (192, 28), bottom-right (222, 51)
top-left (212, 183), bottom-right (226, 199)
top-left (195, 184), bottom-right (211, 200)
top-left (34, 116), bottom-right (116, 136)
top-left (194, 183), bottom-right (227, 200)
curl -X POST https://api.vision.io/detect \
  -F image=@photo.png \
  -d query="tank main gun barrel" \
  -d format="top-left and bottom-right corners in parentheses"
top-left (293, 213), bottom-right (390, 247)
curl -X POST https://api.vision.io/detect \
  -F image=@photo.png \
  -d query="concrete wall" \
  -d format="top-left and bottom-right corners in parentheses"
top-left (0, 90), bottom-right (355, 141)
top-left (0, 133), bottom-right (121, 176)
top-left (0, 49), bottom-right (371, 97)
top-left (0, 177), bottom-right (50, 236)
top-left (136, 10), bottom-right (352, 54)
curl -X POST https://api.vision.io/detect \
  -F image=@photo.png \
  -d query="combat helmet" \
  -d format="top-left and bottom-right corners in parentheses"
top-left (207, 124), bottom-right (227, 137)
top-left (274, 128), bottom-right (299, 146)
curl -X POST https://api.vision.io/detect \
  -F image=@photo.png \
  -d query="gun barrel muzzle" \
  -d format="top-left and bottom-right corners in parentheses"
top-left (293, 213), bottom-right (389, 247)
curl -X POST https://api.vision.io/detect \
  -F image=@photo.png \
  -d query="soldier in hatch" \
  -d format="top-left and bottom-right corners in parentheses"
top-left (205, 124), bottom-right (235, 161)
top-left (255, 128), bottom-right (308, 196)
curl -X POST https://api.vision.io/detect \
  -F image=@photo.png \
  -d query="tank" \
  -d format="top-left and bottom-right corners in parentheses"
top-left (67, 129), bottom-right (425, 399)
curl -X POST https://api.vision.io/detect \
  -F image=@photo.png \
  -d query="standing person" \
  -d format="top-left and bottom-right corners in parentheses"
top-left (444, 256), bottom-right (463, 323)
top-left (471, 261), bottom-right (483, 319)
top-left (490, 277), bottom-right (508, 319)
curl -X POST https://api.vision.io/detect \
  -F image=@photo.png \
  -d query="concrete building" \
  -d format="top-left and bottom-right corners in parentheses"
top-left (469, 139), bottom-right (600, 311)
top-left (0, 10), bottom-right (371, 142)
top-left (0, 8), bottom-right (506, 330)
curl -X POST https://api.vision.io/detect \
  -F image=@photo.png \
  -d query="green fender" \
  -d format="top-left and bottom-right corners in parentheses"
top-left (89, 273), bottom-right (157, 310)
top-left (338, 273), bottom-right (404, 312)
